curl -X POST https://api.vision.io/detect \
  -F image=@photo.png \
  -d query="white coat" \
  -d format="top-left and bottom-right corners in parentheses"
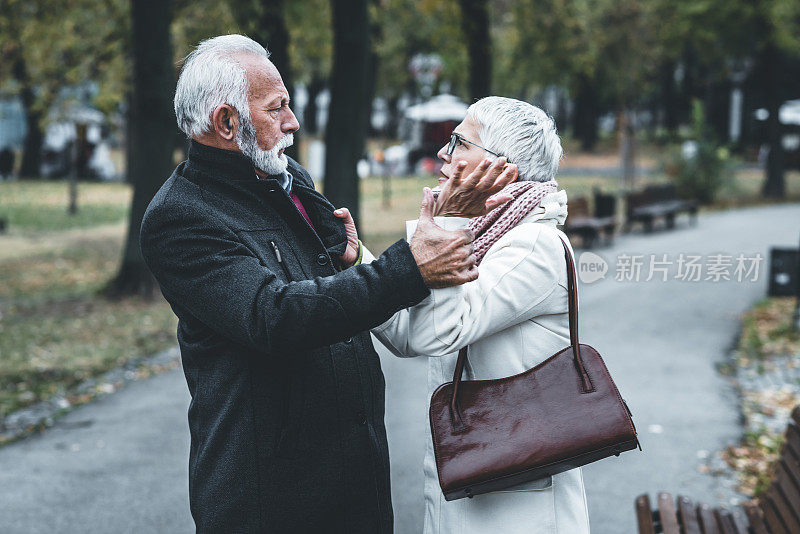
top-left (366, 189), bottom-right (591, 534)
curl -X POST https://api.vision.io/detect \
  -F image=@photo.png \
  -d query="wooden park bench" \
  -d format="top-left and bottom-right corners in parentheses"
top-left (625, 183), bottom-right (699, 233)
top-left (564, 196), bottom-right (616, 248)
top-left (635, 406), bottom-right (800, 533)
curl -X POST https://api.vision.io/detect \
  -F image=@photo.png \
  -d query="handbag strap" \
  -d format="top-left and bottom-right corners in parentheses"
top-left (449, 233), bottom-right (594, 425)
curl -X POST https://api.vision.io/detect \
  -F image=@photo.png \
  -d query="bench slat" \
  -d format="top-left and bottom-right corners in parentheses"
top-left (636, 494), bottom-right (657, 534)
top-left (713, 508), bottom-right (741, 534)
top-left (762, 493), bottom-right (790, 534)
top-left (775, 462), bottom-right (800, 522)
top-left (657, 492), bottom-right (681, 534)
top-left (697, 503), bottom-right (720, 534)
top-left (785, 424), bottom-right (800, 455)
top-left (767, 485), bottom-right (800, 533)
top-left (743, 501), bottom-right (769, 534)
top-left (677, 495), bottom-right (702, 534)
top-left (779, 448), bottom-right (800, 489)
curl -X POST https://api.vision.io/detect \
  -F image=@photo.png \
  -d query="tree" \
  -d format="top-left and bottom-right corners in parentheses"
top-left (287, 0), bottom-right (332, 135)
top-left (0, 0), bottom-right (128, 178)
top-left (324, 0), bottom-right (371, 226)
top-left (230, 0), bottom-right (300, 162)
top-left (107, 0), bottom-right (175, 297)
top-left (457, 0), bottom-right (491, 101)
top-left (753, 0), bottom-right (800, 199)
top-left (372, 0), bottom-right (467, 133)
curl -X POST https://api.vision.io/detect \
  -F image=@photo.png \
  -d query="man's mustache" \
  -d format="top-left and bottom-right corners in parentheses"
top-left (276, 134), bottom-right (294, 151)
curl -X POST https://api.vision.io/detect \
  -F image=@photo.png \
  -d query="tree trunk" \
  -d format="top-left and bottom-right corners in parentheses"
top-left (106, 0), bottom-right (175, 298)
top-left (660, 60), bottom-right (678, 136)
top-left (761, 44), bottom-right (785, 199)
top-left (385, 95), bottom-right (401, 139)
top-left (258, 0), bottom-right (300, 162)
top-left (303, 76), bottom-right (326, 135)
top-left (572, 74), bottom-right (598, 152)
top-left (458, 0), bottom-right (491, 101)
top-left (619, 108), bottom-right (636, 190)
top-left (231, 0), bottom-right (300, 163)
top-left (13, 56), bottom-right (43, 179)
top-left (704, 79), bottom-right (729, 142)
top-left (324, 0), bottom-right (370, 227)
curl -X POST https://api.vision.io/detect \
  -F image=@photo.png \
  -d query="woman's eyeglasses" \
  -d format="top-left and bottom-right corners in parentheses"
top-left (446, 132), bottom-right (502, 158)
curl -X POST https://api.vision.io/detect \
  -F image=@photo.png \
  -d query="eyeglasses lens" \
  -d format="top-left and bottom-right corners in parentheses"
top-left (448, 134), bottom-right (457, 155)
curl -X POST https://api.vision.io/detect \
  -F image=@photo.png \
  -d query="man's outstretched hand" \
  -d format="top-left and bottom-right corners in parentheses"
top-left (410, 187), bottom-right (478, 289)
top-left (434, 157), bottom-right (518, 217)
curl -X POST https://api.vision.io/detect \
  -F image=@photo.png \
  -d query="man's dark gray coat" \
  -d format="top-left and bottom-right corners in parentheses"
top-left (139, 141), bottom-right (430, 533)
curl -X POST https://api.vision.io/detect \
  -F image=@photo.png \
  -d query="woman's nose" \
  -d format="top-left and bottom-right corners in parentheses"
top-left (437, 144), bottom-right (450, 163)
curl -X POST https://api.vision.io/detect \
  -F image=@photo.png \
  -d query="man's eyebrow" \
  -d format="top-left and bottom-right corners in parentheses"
top-left (266, 95), bottom-right (290, 108)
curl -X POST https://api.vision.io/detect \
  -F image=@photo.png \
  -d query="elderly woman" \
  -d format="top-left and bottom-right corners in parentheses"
top-left (337, 96), bottom-right (589, 533)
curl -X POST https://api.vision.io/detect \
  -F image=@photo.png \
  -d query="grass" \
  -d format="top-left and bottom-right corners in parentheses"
top-left (0, 180), bottom-right (130, 233)
top-left (721, 296), bottom-right (800, 497)
top-left (0, 180), bottom-right (177, 419)
top-left (737, 297), bottom-right (800, 361)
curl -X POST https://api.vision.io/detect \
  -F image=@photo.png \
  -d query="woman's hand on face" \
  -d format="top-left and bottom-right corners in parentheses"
top-left (434, 157), bottom-right (517, 217)
top-left (333, 207), bottom-right (360, 268)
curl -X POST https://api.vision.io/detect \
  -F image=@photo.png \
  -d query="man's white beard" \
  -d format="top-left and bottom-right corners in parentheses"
top-left (235, 116), bottom-right (293, 176)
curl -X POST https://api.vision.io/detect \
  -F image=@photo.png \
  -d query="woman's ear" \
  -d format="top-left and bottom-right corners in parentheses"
top-left (211, 104), bottom-right (238, 141)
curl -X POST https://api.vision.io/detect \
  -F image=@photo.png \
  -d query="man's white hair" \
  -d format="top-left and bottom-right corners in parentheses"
top-left (174, 34), bottom-right (270, 138)
top-left (466, 96), bottom-right (563, 182)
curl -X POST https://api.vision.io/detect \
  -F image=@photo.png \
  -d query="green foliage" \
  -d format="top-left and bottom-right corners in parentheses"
top-left (288, 0), bottom-right (333, 85)
top-left (172, 0), bottom-right (238, 62)
top-left (663, 100), bottom-right (731, 204)
top-left (373, 0), bottom-right (468, 99)
top-left (0, 0), bottom-right (129, 119)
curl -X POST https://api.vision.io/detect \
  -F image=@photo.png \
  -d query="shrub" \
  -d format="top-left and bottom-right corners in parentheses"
top-left (662, 100), bottom-right (732, 204)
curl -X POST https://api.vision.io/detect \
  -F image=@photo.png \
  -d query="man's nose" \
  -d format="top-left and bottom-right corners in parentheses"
top-left (283, 107), bottom-right (300, 134)
top-left (437, 144), bottom-right (450, 163)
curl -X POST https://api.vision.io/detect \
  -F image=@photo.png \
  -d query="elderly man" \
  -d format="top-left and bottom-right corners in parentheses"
top-left (139, 35), bottom-right (515, 533)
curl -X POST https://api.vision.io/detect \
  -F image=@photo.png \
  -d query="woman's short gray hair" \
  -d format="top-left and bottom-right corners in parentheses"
top-left (466, 96), bottom-right (563, 182)
top-left (174, 34), bottom-right (270, 138)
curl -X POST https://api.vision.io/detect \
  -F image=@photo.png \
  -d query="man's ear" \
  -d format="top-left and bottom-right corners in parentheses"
top-left (211, 104), bottom-right (239, 141)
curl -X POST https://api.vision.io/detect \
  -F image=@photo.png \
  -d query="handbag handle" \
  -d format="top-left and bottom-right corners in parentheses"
top-left (449, 233), bottom-right (594, 428)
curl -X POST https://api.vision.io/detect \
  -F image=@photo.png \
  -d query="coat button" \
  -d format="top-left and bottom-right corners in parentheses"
top-left (344, 337), bottom-right (353, 344)
top-left (316, 253), bottom-right (329, 265)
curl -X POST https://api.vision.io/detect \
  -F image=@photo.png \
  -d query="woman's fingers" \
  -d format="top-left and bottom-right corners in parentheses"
top-left (450, 161), bottom-right (468, 185)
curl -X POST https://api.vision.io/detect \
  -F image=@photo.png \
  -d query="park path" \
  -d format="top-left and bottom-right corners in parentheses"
top-left (1, 202), bottom-right (798, 533)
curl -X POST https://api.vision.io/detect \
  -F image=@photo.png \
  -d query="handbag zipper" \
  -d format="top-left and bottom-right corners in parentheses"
top-left (269, 240), bottom-right (294, 281)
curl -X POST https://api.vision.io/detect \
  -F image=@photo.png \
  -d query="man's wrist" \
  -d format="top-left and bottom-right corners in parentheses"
top-left (353, 240), bottom-right (364, 265)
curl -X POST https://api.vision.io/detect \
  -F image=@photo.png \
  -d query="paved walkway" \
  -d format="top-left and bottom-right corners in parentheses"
top-left (1, 202), bottom-right (798, 533)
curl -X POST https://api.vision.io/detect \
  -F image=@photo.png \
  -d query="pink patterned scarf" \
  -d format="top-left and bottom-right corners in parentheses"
top-left (466, 180), bottom-right (558, 265)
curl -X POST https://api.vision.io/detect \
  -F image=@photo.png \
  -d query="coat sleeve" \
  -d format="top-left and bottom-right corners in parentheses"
top-left (359, 245), bottom-right (426, 358)
top-left (139, 200), bottom-right (430, 355)
top-left (402, 223), bottom-right (567, 358)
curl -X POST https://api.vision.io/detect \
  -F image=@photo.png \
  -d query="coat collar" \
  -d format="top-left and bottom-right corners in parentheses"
top-left (520, 189), bottom-right (568, 227)
top-left (184, 139), bottom-right (348, 258)
top-left (186, 139), bottom-right (258, 182)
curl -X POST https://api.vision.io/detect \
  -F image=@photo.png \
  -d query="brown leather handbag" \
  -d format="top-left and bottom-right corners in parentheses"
top-left (429, 234), bottom-right (641, 501)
